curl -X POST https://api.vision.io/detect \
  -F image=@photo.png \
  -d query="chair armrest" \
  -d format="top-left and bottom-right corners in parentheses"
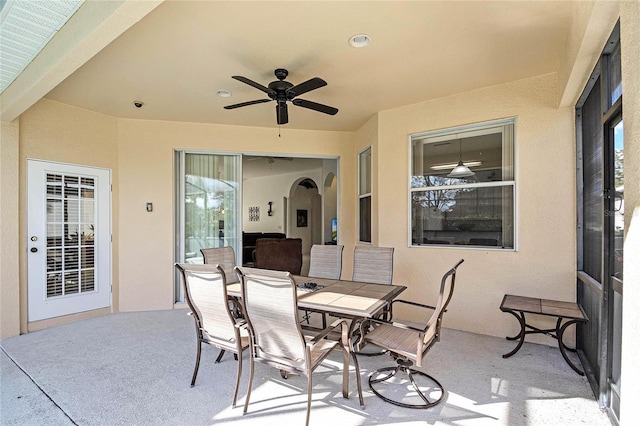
top-left (388, 299), bottom-right (444, 322)
top-left (391, 299), bottom-right (436, 310)
top-left (359, 317), bottom-right (427, 335)
top-left (309, 319), bottom-right (348, 344)
top-left (389, 321), bottom-right (428, 334)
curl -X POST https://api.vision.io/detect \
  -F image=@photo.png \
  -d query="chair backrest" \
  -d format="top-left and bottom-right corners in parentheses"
top-left (253, 238), bottom-right (303, 275)
top-left (235, 267), bottom-right (307, 370)
top-left (200, 246), bottom-right (238, 283)
top-left (175, 263), bottom-right (238, 344)
top-left (422, 259), bottom-right (464, 349)
top-left (308, 244), bottom-right (344, 280)
top-left (352, 246), bottom-right (394, 284)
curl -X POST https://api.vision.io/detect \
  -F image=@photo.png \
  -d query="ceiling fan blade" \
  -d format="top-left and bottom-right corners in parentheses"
top-left (276, 102), bottom-right (288, 125)
top-left (232, 76), bottom-right (276, 97)
top-left (292, 98), bottom-right (338, 115)
top-left (286, 77), bottom-right (327, 98)
top-left (223, 99), bottom-right (271, 109)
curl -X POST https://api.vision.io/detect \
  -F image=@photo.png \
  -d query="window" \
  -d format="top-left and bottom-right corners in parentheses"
top-left (175, 151), bottom-right (240, 302)
top-left (410, 118), bottom-right (515, 249)
top-left (358, 147), bottom-right (372, 243)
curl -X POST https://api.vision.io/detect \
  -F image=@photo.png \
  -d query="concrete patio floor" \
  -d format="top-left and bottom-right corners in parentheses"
top-left (1, 309), bottom-right (609, 425)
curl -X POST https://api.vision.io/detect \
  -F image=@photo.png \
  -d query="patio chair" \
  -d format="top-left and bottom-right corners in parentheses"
top-left (308, 244), bottom-right (344, 279)
top-left (235, 266), bottom-right (364, 426)
top-left (352, 246), bottom-right (394, 285)
top-left (175, 263), bottom-right (249, 407)
top-left (351, 246), bottom-right (395, 355)
top-left (201, 246), bottom-right (243, 320)
top-left (303, 244), bottom-right (344, 327)
top-left (200, 246), bottom-right (239, 283)
top-left (356, 259), bottom-right (464, 409)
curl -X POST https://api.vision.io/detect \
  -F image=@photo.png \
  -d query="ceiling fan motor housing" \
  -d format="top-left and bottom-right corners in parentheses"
top-left (268, 80), bottom-right (294, 100)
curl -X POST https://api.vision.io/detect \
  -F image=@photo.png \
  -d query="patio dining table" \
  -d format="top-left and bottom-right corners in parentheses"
top-left (226, 275), bottom-right (406, 335)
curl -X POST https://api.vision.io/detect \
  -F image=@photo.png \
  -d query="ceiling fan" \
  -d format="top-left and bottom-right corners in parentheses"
top-left (223, 68), bottom-right (338, 125)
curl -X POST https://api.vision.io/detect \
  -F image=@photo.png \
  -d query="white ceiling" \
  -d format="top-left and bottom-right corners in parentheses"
top-left (38, 1), bottom-right (575, 132)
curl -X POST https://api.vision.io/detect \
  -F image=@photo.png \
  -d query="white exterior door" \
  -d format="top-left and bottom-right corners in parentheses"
top-left (27, 160), bottom-right (111, 322)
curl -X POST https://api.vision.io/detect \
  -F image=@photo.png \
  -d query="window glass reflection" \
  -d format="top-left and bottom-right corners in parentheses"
top-left (411, 187), bottom-right (514, 248)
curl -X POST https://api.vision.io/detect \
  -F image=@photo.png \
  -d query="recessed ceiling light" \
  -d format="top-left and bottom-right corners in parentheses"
top-left (217, 89), bottom-right (232, 98)
top-left (349, 34), bottom-right (371, 48)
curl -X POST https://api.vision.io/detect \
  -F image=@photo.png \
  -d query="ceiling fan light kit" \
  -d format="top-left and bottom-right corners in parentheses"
top-left (224, 68), bottom-right (338, 125)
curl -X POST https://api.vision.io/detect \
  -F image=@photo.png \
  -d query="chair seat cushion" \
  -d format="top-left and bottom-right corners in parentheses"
top-left (364, 323), bottom-right (421, 362)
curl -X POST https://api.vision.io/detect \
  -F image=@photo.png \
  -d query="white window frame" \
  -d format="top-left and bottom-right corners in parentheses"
top-left (358, 147), bottom-right (372, 243)
top-left (408, 117), bottom-right (517, 250)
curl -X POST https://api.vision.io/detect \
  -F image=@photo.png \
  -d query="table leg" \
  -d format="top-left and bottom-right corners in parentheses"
top-left (503, 309), bottom-right (526, 358)
top-left (557, 318), bottom-right (585, 375)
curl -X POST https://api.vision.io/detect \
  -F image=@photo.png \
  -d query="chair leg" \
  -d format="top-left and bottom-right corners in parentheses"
top-left (243, 353), bottom-right (255, 415)
top-left (342, 343), bottom-right (349, 398)
top-left (368, 361), bottom-right (445, 409)
top-left (232, 350), bottom-right (242, 408)
top-left (407, 368), bottom-right (434, 407)
top-left (190, 339), bottom-right (202, 387)
top-left (305, 375), bottom-right (313, 426)
top-left (215, 349), bottom-right (225, 363)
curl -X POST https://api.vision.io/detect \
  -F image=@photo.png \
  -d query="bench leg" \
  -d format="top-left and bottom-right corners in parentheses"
top-left (557, 319), bottom-right (585, 375)
top-left (502, 310), bottom-right (526, 358)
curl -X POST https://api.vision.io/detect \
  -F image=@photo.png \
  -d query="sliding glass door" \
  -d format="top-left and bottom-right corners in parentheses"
top-left (175, 151), bottom-right (241, 301)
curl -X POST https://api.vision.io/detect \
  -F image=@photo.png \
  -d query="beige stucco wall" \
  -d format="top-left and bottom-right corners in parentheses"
top-left (1, 119), bottom-right (20, 338)
top-left (620, 1), bottom-right (640, 422)
top-left (112, 83), bottom-right (580, 339)
top-left (17, 99), bottom-right (119, 333)
top-left (115, 119), bottom-right (354, 312)
top-left (0, 3), bottom-right (637, 421)
top-left (377, 73), bottom-right (576, 341)
top-left (3, 1), bottom-right (637, 362)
